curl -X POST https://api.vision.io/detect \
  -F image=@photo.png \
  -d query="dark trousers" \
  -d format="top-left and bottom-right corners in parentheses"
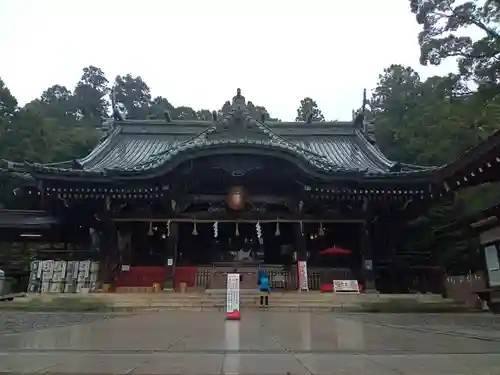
top-left (260, 292), bottom-right (269, 306)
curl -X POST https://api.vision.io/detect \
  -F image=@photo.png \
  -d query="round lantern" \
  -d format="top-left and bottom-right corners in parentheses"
top-left (228, 186), bottom-right (245, 211)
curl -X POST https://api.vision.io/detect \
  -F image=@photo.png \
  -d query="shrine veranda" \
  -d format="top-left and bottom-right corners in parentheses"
top-left (3, 89), bottom-right (500, 293)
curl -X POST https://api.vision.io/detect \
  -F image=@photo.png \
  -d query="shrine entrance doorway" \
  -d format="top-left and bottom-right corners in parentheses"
top-left (176, 221), bottom-right (296, 289)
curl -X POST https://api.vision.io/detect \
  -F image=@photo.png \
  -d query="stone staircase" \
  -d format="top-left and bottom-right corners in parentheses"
top-left (86, 291), bottom-right (453, 312)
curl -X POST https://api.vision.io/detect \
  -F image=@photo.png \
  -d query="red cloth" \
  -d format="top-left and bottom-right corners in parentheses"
top-left (320, 283), bottom-right (334, 293)
top-left (114, 266), bottom-right (198, 288)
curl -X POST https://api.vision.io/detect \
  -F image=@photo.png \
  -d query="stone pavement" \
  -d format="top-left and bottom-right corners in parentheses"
top-left (0, 311), bottom-right (500, 374)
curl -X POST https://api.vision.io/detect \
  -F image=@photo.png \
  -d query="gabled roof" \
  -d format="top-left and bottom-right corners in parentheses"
top-left (1, 90), bottom-right (436, 183)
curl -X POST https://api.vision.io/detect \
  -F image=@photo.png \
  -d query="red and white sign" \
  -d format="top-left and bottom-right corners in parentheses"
top-left (226, 273), bottom-right (241, 320)
top-left (298, 261), bottom-right (309, 291)
top-left (333, 280), bottom-right (360, 293)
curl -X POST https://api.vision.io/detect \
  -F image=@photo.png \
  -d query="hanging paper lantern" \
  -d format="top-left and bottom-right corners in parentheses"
top-left (235, 222), bottom-right (240, 236)
top-left (275, 219), bottom-right (280, 236)
top-left (192, 221), bottom-right (198, 236)
top-left (148, 222), bottom-right (153, 236)
top-left (228, 186), bottom-right (245, 211)
top-left (213, 221), bottom-right (218, 238)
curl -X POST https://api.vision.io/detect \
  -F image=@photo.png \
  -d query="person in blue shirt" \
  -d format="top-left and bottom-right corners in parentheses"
top-left (258, 269), bottom-right (271, 308)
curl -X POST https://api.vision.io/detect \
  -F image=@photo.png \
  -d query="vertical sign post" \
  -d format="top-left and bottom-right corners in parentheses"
top-left (226, 273), bottom-right (241, 320)
top-left (298, 261), bottom-right (309, 292)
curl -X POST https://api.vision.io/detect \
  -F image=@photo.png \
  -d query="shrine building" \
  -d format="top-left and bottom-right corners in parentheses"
top-left (3, 89), bottom-right (500, 293)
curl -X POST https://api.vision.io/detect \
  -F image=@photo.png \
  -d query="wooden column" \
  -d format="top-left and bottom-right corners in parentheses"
top-left (294, 222), bottom-right (309, 291)
top-left (164, 222), bottom-right (178, 289)
top-left (360, 198), bottom-right (376, 292)
top-left (360, 219), bottom-right (376, 291)
top-left (96, 219), bottom-right (117, 285)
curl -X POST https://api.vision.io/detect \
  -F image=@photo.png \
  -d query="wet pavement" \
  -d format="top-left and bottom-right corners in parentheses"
top-left (0, 311), bottom-right (500, 374)
top-left (0, 312), bottom-right (120, 335)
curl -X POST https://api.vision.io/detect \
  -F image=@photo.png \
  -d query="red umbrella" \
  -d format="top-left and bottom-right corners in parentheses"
top-left (318, 246), bottom-right (352, 255)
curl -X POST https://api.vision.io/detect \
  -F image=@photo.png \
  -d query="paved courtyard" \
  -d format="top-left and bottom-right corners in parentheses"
top-left (1, 311), bottom-right (500, 374)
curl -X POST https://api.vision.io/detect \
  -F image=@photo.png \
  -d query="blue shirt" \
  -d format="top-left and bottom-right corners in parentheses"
top-left (259, 276), bottom-right (270, 292)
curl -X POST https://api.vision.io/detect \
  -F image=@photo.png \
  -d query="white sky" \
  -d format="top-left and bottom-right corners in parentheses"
top-left (0, 0), bottom-right (458, 121)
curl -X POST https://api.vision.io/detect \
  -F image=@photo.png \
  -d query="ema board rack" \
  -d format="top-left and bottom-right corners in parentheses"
top-left (28, 260), bottom-right (100, 293)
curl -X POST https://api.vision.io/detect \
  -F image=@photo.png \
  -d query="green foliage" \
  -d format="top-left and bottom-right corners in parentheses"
top-left (295, 97), bottom-right (325, 122)
top-left (74, 66), bottom-right (110, 121)
top-left (411, 0), bottom-right (500, 90)
top-left (0, 66), bottom-right (284, 167)
top-left (0, 78), bottom-right (18, 120)
top-left (114, 74), bottom-right (151, 119)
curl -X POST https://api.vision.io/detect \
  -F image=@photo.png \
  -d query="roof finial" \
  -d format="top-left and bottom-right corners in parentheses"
top-left (306, 112), bottom-right (313, 124)
top-left (111, 85), bottom-right (116, 109)
top-left (111, 85), bottom-right (125, 121)
top-left (232, 88), bottom-right (246, 106)
top-left (362, 88), bottom-right (367, 115)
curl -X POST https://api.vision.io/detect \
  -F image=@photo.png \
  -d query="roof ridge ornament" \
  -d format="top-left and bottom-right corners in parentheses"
top-left (111, 85), bottom-right (126, 121)
top-left (232, 88), bottom-right (246, 107)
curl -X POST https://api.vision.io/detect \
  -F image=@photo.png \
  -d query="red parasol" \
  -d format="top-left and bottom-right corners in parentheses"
top-left (318, 246), bottom-right (352, 255)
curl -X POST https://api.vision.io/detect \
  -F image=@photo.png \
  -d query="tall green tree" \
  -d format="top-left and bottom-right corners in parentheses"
top-left (74, 66), bottom-right (110, 121)
top-left (0, 78), bottom-right (18, 121)
top-left (148, 96), bottom-right (175, 119)
top-left (26, 85), bottom-right (78, 123)
top-left (172, 106), bottom-right (197, 120)
top-left (295, 97), bottom-right (325, 122)
top-left (411, 0), bottom-right (500, 90)
top-left (114, 74), bottom-right (151, 119)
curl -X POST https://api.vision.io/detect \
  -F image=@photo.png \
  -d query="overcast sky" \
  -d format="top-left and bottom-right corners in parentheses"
top-left (0, 0), bottom-right (458, 121)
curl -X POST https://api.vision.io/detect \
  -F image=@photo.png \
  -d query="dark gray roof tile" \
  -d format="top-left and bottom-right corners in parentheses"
top-left (22, 112), bottom-right (434, 179)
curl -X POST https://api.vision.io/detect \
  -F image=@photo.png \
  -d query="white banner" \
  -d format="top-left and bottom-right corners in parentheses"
top-left (298, 261), bottom-right (309, 291)
top-left (226, 273), bottom-right (240, 313)
top-left (333, 280), bottom-right (360, 293)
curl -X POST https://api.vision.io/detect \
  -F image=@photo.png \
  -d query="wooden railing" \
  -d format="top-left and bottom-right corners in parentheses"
top-left (191, 264), bottom-right (324, 291)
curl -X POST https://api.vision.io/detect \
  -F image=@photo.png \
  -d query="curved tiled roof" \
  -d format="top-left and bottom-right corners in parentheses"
top-left (18, 106), bottom-right (435, 181)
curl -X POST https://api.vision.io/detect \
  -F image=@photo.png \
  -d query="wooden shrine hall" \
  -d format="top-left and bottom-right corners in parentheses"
top-left (2, 88), bottom-right (500, 292)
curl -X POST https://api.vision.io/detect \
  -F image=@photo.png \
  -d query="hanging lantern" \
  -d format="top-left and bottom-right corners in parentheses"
top-left (235, 221), bottom-right (240, 236)
top-left (275, 218), bottom-right (280, 236)
top-left (318, 222), bottom-right (324, 236)
top-left (148, 222), bottom-right (153, 236)
top-left (192, 221), bottom-right (198, 236)
top-left (166, 220), bottom-right (171, 237)
top-left (227, 186), bottom-right (246, 211)
top-left (213, 221), bottom-right (218, 238)
top-left (300, 221), bottom-right (304, 235)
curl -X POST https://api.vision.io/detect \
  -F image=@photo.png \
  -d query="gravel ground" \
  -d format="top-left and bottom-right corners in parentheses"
top-left (0, 312), bottom-right (123, 335)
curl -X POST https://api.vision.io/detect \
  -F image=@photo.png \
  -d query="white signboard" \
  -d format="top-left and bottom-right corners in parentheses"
top-left (226, 273), bottom-right (240, 313)
top-left (298, 261), bottom-right (309, 291)
top-left (333, 280), bottom-right (360, 293)
top-left (167, 258), bottom-right (173, 266)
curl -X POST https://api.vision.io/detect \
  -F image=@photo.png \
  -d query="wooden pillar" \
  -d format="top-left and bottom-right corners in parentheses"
top-left (360, 219), bottom-right (376, 291)
top-left (294, 222), bottom-right (309, 291)
top-left (164, 222), bottom-right (178, 289)
top-left (100, 220), bottom-right (119, 285)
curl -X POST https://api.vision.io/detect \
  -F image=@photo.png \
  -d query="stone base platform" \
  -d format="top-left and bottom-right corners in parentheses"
top-left (14, 292), bottom-right (456, 312)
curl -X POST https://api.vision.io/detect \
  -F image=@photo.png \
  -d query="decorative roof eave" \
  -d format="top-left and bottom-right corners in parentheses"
top-left (433, 129), bottom-right (500, 192)
top-left (24, 143), bottom-right (438, 184)
top-left (14, 88), bottom-right (440, 184)
top-left (436, 130), bottom-right (500, 180)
